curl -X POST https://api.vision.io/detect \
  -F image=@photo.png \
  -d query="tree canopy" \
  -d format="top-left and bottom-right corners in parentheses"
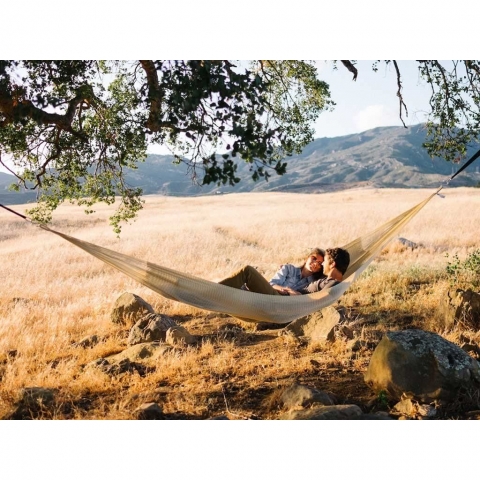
top-left (1, 60), bottom-right (480, 232)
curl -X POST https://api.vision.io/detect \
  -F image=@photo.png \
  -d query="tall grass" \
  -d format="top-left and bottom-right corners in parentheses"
top-left (0, 187), bottom-right (479, 418)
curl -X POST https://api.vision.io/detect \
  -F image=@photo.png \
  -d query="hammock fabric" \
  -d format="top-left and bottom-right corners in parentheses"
top-left (36, 189), bottom-right (440, 324)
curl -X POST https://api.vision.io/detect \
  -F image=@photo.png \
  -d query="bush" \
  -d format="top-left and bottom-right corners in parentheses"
top-left (445, 249), bottom-right (480, 288)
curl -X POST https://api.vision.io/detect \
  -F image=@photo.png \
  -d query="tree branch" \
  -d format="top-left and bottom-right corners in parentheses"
top-left (139, 60), bottom-right (163, 132)
top-left (341, 61), bottom-right (358, 80)
top-left (0, 84), bottom-right (93, 140)
top-left (393, 60), bottom-right (408, 128)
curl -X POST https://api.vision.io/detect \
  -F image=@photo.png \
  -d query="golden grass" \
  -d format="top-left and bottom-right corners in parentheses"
top-left (1, 187), bottom-right (479, 419)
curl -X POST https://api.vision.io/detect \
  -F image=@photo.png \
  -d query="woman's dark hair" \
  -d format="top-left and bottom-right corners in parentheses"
top-left (301, 248), bottom-right (325, 279)
top-left (325, 247), bottom-right (350, 274)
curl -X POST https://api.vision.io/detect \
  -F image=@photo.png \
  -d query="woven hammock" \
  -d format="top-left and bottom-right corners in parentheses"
top-left (35, 189), bottom-right (439, 324)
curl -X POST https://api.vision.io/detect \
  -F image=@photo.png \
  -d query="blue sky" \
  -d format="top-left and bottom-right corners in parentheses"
top-left (312, 60), bottom-right (431, 138)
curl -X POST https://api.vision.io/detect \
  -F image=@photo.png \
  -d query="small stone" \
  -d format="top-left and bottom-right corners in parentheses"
top-left (20, 387), bottom-right (57, 407)
top-left (165, 325), bottom-right (196, 346)
top-left (128, 313), bottom-right (178, 346)
top-left (280, 383), bottom-right (334, 408)
top-left (279, 404), bottom-right (363, 420)
top-left (72, 335), bottom-right (100, 348)
top-left (111, 292), bottom-right (154, 326)
top-left (105, 342), bottom-right (172, 363)
top-left (135, 402), bottom-right (164, 420)
top-left (282, 306), bottom-right (342, 343)
top-left (392, 397), bottom-right (416, 416)
top-left (417, 404), bottom-right (437, 419)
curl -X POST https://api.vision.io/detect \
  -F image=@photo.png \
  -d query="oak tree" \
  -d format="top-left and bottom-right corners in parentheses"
top-left (2, 60), bottom-right (480, 231)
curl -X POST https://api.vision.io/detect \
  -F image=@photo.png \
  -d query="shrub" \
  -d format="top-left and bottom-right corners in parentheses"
top-left (445, 249), bottom-right (480, 288)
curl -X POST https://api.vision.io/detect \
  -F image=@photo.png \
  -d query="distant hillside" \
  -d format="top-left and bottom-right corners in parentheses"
top-left (1, 124), bottom-right (480, 205)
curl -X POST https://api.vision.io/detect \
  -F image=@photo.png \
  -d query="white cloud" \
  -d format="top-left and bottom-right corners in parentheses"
top-left (353, 104), bottom-right (399, 132)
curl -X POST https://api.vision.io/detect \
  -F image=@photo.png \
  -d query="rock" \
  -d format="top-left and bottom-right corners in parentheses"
top-left (105, 342), bottom-right (172, 363)
top-left (165, 325), bottom-right (196, 346)
top-left (111, 292), bottom-right (154, 326)
top-left (353, 412), bottom-right (395, 420)
top-left (280, 383), bottom-right (334, 408)
top-left (135, 402), bottom-right (164, 420)
top-left (282, 306), bottom-right (343, 342)
top-left (279, 404), bottom-right (363, 420)
top-left (4, 387), bottom-right (58, 419)
top-left (20, 387), bottom-right (57, 408)
top-left (72, 334), bottom-right (101, 348)
top-left (364, 329), bottom-right (480, 402)
top-left (86, 357), bottom-right (149, 376)
top-left (392, 396), bottom-right (417, 417)
top-left (338, 325), bottom-right (355, 340)
top-left (347, 339), bottom-right (363, 352)
top-left (128, 313), bottom-right (178, 345)
top-left (102, 358), bottom-right (148, 376)
top-left (392, 396), bottom-right (437, 419)
top-left (397, 237), bottom-right (419, 249)
top-left (444, 288), bottom-right (480, 330)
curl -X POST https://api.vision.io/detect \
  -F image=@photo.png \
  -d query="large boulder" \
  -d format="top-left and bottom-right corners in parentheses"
top-left (128, 313), bottom-right (179, 345)
top-left (282, 306), bottom-right (342, 342)
top-left (443, 288), bottom-right (480, 330)
top-left (364, 329), bottom-right (480, 402)
top-left (111, 293), bottom-right (154, 326)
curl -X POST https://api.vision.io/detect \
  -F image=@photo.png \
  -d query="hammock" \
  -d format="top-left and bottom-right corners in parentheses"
top-left (35, 189), bottom-right (440, 324)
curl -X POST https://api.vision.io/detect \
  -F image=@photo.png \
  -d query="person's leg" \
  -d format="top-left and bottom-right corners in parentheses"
top-left (218, 265), bottom-right (280, 295)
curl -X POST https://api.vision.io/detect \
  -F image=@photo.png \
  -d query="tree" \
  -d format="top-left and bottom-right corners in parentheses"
top-left (0, 60), bottom-right (332, 232)
top-left (2, 60), bottom-right (480, 232)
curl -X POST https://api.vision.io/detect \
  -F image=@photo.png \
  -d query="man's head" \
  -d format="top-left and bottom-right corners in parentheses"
top-left (324, 248), bottom-right (350, 275)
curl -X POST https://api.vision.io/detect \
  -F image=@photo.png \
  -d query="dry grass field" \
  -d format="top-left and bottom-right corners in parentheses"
top-left (1, 187), bottom-right (480, 419)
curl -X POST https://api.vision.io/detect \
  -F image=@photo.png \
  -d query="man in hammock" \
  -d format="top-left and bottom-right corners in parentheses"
top-left (218, 247), bottom-right (349, 296)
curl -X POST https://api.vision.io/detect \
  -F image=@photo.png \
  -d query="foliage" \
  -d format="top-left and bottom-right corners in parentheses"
top-left (2, 60), bottom-right (480, 232)
top-left (0, 60), bottom-right (332, 232)
top-left (445, 249), bottom-right (480, 288)
top-left (418, 61), bottom-right (480, 162)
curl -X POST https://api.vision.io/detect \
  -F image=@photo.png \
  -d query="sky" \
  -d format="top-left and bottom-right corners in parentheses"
top-left (312, 60), bottom-right (431, 137)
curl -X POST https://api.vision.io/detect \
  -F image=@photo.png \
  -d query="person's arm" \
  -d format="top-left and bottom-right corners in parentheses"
top-left (269, 264), bottom-right (300, 295)
top-left (269, 264), bottom-right (291, 287)
top-left (301, 276), bottom-right (340, 294)
top-left (278, 286), bottom-right (302, 296)
top-left (271, 284), bottom-right (289, 295)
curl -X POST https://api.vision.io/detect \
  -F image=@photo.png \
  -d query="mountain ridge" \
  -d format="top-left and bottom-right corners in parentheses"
top-left (1, 124), bottom-right (479, 204)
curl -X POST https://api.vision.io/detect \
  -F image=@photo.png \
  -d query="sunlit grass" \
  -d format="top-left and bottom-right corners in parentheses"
top-left (0, 187), bottom-right (479, 419)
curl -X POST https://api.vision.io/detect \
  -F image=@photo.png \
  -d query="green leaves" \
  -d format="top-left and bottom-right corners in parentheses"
top-left (445, 249), bottom-right (480, 288)
top-left (0, 60), bottom-right (332, 232)
top-left (417, 61), bottom-right (480, 162)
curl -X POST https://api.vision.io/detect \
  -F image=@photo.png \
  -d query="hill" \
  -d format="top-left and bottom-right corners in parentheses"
top-left (1, 124), bottom-right (480, 204)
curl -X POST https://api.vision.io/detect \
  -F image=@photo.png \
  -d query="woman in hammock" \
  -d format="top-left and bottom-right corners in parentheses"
top-left (218, 247), bottom-right (349, 296)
